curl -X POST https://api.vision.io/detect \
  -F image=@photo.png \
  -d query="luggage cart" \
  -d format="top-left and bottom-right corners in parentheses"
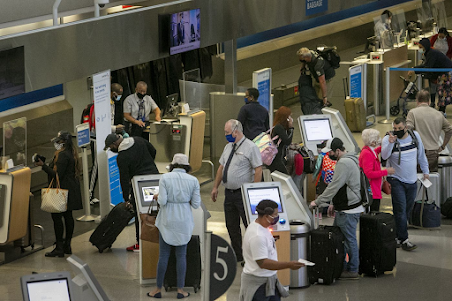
top-left (390, 75), bottom-right (419, 118)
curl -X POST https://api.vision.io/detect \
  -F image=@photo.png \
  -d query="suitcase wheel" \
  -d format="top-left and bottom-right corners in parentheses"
top-left (390, 106), bottom-right (400, 116)
top-left (99, 249), bottom-right (103, 253)
top-left (164, 286), bottom-right (169, 292)
top-left (402, 110), bottom-right (408, 118)
top-left (194, 286), bottom-right (199, 293)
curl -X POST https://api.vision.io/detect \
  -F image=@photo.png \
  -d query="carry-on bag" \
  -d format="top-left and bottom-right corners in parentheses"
top-left (410, 186), bottom-right (441, 229)
top-left (41, 175), bottom-right (68, 213)
top-left (253, 128), bottom-right (280, 166)
top-left (164, 235), bottom-right (201, 293)
top-left (309, 209), bottom-right (345, 285)
top-left (343, 77), bottom-right (366, 132)
top-left (140, 201), bottom-right (159, 243)
top-left (359, 212), bottom-right (396, 276)
top-left (441, 197), bottom-right (452, 218)
top-left (89, 202), bottom-right (135, 253)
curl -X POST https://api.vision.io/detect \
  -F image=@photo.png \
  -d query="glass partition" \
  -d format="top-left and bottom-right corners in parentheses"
top-left (3, 117), bottom-right (27, 167)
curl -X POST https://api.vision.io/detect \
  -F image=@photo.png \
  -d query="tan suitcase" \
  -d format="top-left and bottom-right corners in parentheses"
top-left (344, 97), bottom-right (366, 132)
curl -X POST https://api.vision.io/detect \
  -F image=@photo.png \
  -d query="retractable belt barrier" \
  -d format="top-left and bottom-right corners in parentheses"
top-left (382, 67), bottom-right (452, 123)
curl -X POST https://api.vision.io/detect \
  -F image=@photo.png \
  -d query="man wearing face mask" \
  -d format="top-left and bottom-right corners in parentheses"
top-left (104, 133), bottom-right (159, 252)
top-left (374, 10), bottom-right (393, 49)
top-left (297, 47), bottom-right (335, 108)
top-left (123, 81), bottom-right (162, 140)
top-left (240, 200), bottom-right (304, 301)
top-left (310, 138), bottom-right (363, 279)
top-left (408, 38), bottom-right (452, 114)
top-left (211, 119), bottom-right (263, 262)
top-left (237, 87), bottom-right (270, 140)
top-left (110, 83), bottom-right (126, 135)
top-left (381, 117), bottom-right (429, 252)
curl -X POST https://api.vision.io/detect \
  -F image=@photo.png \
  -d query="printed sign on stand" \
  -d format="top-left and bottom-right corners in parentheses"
top-left (252, 68), bottom-right (273, 126)
top-left (107, 150), bottom-right (123, 206)
top-left (76, 123), bottom-right (90, 148)
top-left (349, 64), bottom-right (367, 107)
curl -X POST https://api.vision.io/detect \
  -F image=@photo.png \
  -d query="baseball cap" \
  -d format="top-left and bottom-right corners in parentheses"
top-left (104, 134), bottom-right (120, 150)
top-left (51, 131), bottom-right (71, 143)
top-left (171, 153), bottom-right (189, 165)
top-left (321, 137), bottom-right (344, 153)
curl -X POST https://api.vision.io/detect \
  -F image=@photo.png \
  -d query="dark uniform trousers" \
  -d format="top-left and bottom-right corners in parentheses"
top-left (224, 188), bottom-right (248, 261)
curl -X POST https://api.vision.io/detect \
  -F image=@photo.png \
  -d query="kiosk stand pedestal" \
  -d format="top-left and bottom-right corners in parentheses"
top-left (272, 230), bottom-right (291, 286)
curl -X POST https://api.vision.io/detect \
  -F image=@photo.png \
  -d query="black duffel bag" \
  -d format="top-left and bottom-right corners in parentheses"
top-left (441, 197), bottom-right (452, 219)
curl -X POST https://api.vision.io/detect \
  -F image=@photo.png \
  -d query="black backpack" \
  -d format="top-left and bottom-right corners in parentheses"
top-left (349, 157), bottom-right (373, 209)
top-left (316, 46), bottom-right (341, 69)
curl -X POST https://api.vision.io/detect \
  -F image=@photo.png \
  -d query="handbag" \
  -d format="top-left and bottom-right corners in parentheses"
top-left (140, 201), bottom-right (159, 243)
top-left (410, 185), bottom-right (441, 229)
top-left (381, 178), bottom-right (391, 195)
top-left (253, 128), bottom-right (280, 166)
top-left (41, 174), bottom-right (68, 213)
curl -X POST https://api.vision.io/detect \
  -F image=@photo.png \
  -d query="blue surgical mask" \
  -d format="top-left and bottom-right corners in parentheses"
top-left (225, 134), bottom-right (235, 143)
top-left (116, 95), bottom-right (122, 101)
top-left (419, 49), bottom-right (424, 55)
top-left (244, 97), bottom-right (248, 104)
top-left (267, 215), bottom-right (279, 225)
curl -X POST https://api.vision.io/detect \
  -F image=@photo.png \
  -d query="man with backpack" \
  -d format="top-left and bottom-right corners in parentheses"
top-left (381, 117), bottom-right (429, 251)
top-left (310, 138), bottom-right (363, 280)
top-left (297, 47), bottom-right (337, 108)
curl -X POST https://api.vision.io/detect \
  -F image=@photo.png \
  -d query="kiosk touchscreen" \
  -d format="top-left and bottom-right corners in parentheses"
top-left (298, 115), bottom-right (333, 156)
top-left (21, 271), bottom-right (73, 301)
top-left (241, 182), bottom-right (289, 231)
top-left (131, 174), bottom-right (162, 213)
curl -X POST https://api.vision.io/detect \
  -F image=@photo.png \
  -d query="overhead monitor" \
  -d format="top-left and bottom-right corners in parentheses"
top-left (169, 8), bottom-right (200, 55)
top-left (131, 174), bottom-right (162, 213)
top-left (21, 271), bottom-right (73, 301)
top-left (241, 182), bottom-right (290, 231)
top-left (0, 46), bottom-right (25, 100)
top-left (67, 255), bottom-right (110, 301)
top-left (298, 114), bottom-right (334, 156)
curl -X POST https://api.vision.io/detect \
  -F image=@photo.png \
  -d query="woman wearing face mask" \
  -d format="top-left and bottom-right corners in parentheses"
top-left (267, 106), bottom-right (294, 174)
top-left (35, 131), bottom-right (82, 257)
top-left (359, 129), bottom-right (395, 211)
top-left (409, 38), bottom-right (452, 114)
top-left (430, 27), bottom-right (452, 59)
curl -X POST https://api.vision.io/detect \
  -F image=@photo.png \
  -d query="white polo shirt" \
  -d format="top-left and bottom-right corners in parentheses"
top-left (243, 220), bottom-right (278, 277)
top-left (123, 93), bottom-right (158, 122)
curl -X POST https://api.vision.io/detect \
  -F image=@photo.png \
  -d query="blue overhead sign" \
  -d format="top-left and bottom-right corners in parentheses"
top-left (306, 0), bottom-right (328, 16)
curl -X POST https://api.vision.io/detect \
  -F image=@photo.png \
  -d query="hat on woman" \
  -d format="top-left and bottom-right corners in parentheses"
top-left (171, 153), bottom-right (189, 165)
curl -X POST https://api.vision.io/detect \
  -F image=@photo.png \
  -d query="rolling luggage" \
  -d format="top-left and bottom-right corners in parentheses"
top-left (89, 202), bottom-right (135, 253)
top-left (309, 217), bottom-right (345, 285)
top-left (164, 235), bottom-right (201, 293)
top-left (359, 212), bottom-right (396, 276)
top-left (344, 97), bottom-right (366, 132)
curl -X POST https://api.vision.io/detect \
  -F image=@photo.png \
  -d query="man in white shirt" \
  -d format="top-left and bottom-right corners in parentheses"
top-left (240, 200), bottom-right (303, 301)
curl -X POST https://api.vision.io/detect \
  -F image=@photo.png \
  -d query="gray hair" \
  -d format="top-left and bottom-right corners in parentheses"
top-left (416, 89), bottom-right (430, 103)
top-left (227, 119), bottom-right (243, 133)
top-left (361, 129), bottom-right (382, 146)
top-left (297, 47), bottom-right (312, 59)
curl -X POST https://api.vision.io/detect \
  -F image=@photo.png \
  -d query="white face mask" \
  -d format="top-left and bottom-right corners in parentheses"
top-left (54, 142), bottom-right (63, 150)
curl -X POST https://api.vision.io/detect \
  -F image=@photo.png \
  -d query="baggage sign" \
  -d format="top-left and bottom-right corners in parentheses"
top-left (253, 68), bottom-right (273, 126)
top-left (76, 123), bottom-right (90, 147)
top-left (306, 0), bottom-right (328, 16)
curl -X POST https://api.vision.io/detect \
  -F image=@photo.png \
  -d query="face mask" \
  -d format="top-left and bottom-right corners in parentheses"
top-left (266, 215), bottom-right (279, 225)
top-left (393, 129), bottom-right (406, 139)
top-left (329, 154), bottom-right (338, 161)
top-left (418, 49), bottom-right (424, 55)
top-left (136, 93), bottom-right (145, 99)
top-left (116, 95), bottom-right (122, 101)
top-left (54, 142), bottom-right (63, 150)
top-left (244, 97), bottom-right (249, 104)
top-left (225, 134), bottom-right (235, 143)
top-left (299, 59), bottom-right (305, 63)
top-left (385, 19), bottom-right (391, 25)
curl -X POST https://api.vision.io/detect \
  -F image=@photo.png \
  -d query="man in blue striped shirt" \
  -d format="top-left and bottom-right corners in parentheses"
top-left (382, 117), bottom-right (429, 251)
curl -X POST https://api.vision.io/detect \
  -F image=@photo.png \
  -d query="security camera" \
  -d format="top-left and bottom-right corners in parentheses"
top-left (95, 0), bottom-right (109, 7)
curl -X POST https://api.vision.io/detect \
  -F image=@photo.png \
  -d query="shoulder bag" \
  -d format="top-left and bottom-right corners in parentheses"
top-left (41, 174), bottom-right (68, 213)
top-left (140, 200), bottom-right (160, 243)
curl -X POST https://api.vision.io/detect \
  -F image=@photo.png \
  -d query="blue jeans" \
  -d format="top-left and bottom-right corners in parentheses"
top-left (387, 177), bottom-right (417, 242)
top-left (333, 212), bottom-right (360, 273)
top-left (156, 233), bottom-right (187, 289)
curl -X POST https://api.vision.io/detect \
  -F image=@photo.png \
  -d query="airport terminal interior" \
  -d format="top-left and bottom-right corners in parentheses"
top-left (1, 0), bottom-right (452, 300)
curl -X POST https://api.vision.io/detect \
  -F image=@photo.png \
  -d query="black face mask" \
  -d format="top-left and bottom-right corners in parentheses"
top-left (137, 93), bottom-right (145, 99)
top-left (299, 59), bottom-right (306, 63)
top-left (329, 154), bottom-right (338, 161)
top-left (393, 129), bottom-right (406, 139)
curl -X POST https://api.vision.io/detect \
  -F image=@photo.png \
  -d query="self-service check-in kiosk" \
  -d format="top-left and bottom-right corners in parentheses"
top-left (241, 182), bottom-right (291, 286)
top-left (132, 174), bottom-right (207, 284)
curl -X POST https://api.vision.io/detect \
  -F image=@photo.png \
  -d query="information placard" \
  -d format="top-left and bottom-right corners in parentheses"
top-left (252, 68), bottom-right (273, 126)
top-left (306, 0), bottom-right (328, 16)
top-left (107, 150), bottom-right (123, 206)
top-left (76, 123), bottom-right (90, 148)
top-left (349, 65), bottom-right (363, 99)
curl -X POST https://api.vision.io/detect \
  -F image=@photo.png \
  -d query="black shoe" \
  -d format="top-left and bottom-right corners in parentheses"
top-left (401, 240), bottom-right (417, 251)
top-left (45, 245), bottom-right (64, 258)
top-left (63, 245), bottom-right (72, 255)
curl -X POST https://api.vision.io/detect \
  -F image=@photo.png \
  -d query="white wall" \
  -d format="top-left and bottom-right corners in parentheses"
top-left (64, 77), bottom-right (93, 131)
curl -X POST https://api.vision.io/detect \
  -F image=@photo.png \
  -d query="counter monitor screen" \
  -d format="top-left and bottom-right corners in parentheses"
top-left (247, 187), bottom-right (283, 215)
top-left (0, 46), bottom-right (25, 100)
top-left (303, 118), bottom-right (333, 142)
top-left (169, 8), bottom-right (200, 55)
top-left (21, 271), bottom-right (73, 301)
top-left (137, 180), bottom-right (160, 208)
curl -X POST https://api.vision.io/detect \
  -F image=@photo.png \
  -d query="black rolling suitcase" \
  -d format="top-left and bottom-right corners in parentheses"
top-left (359, 212), bottom-right (396, 276)
top-left (164, 235), bottom-right (201, 293)
top-left (89, 202), bottom-right (134, 253)
top-left (309, 222), bottom-right (345, 285)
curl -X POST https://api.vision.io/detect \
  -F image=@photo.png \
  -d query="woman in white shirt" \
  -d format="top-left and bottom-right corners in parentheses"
top-left (147, 154), bottom-right (201, 299)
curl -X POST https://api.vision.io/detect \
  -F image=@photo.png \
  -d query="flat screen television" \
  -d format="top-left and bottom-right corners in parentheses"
top-left (169, 8), bottom-right (200, 55)
top-left (0, 46), bottom-right (25, 100)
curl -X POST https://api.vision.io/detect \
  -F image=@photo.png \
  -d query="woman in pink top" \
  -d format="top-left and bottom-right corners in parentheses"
top-left (359, 129), bottom-right (395, 211)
